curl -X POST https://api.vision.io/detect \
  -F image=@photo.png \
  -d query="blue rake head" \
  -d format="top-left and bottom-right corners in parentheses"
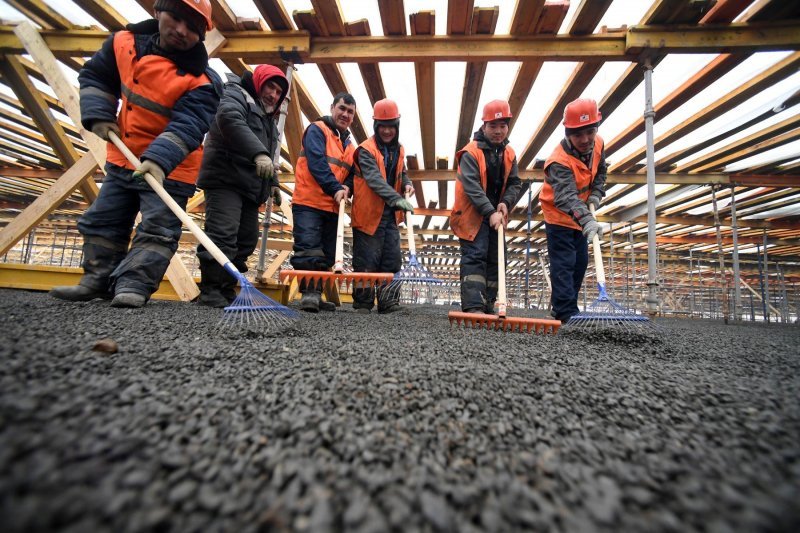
top-left (217, 268), bottom-right (300, 334)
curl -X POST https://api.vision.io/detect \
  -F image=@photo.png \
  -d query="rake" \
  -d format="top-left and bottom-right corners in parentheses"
top-left (565, 205), bottom-right (657, 333)
top-left (108, 132), bottom-right (299, 334)
top-left (279, 198), bottom-right (395, 299)
top-left (380, 193), bottom-right (442, 306)
top-left (448, 225), bottom-right (561, 334)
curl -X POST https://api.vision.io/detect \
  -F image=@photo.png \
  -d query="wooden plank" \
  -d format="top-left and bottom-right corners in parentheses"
top-left (14, 22), bottom-right (107, 168)
top-left (0, 153), bottom-right (97, 256)
top-left (693, 129), bottom-right (800, 174)
top-left (509, 0), bottom-right (546, 35)
top-left (406, 155), bottom-right (425, 207)
top-left (311, 0), bottom-right (347, 37)
top-left (346, 19), bottom-right (387, 106)
top-left (565, 0), bottom-right (614, 34)
top-left (447, 0), bottom-right (473, 34)
top-left (284, 77), bottom-right (304, 167)
top-left (411, 10), bottom-right (436, 170)
top-left (72, 0), bottom-right (128, 31)
top-left (294, 75), bottom-right (324, 122)
top-left (437, 156), bottom-right (449, 209)
top-left (611, 51), bottom-right (800, 171)
top-left (378, 0), bottom-right (407, 36)
top-left (5, 0), bottom-right (72, 29)
top-left (252, 0), bottom-right (293, 30)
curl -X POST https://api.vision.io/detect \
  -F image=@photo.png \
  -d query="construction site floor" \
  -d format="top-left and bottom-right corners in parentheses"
top-left (1, 288), bottom-right (798, 532)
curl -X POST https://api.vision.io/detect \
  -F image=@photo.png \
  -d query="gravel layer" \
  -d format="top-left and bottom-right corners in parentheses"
top-left (1, 288), bottom-right (799, 532)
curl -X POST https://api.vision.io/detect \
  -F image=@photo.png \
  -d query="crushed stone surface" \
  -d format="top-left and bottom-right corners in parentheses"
top-left (1, 288), bottom-right (799, 532)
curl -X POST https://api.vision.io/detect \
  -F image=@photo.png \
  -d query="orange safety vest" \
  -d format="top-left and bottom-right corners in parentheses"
top-left (293, 121), bottom-right (355, 213)
top-left (105, 31), bottom-right (212, 185)
top-left (541, 136), bottom-right (604, 230)
top-left (351, 137), bottom-right (405, 236)
top-left (450, 141), bottom-right (516, 242)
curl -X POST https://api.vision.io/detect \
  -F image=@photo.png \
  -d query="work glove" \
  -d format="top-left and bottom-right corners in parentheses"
top-left (90, 120), bottom-right (120, 141)
top-left (132, 160), bottom-right (166, 188)
top-left (579, 214), bottom-right (604, 242)
top-left (587, 193), bottom-right (601, 211)
top-left (254, 154), bottom-right (274, 179)
top-left (394, 198), bottom-right (415, 214)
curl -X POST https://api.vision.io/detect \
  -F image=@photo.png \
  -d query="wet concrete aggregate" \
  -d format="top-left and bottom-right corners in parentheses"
top-left (0, 288), bottom-right (799, 532)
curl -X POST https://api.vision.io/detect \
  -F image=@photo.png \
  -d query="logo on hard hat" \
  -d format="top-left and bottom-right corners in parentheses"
top-left (580, 113), bottom-right (589, 122)
top-left (494, 112), bottom-right (502, 118)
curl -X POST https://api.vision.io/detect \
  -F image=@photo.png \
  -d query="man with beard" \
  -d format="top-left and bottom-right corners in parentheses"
top-left (290, 93), bottom-right (357, 312)
top-left (195, 65), bottom-right (289, 307)
top-left (451, 100), bottom-right (523, 314)
top-left (540, 98), bottom-right (607, 322)
top-left (349, 99), bottom-right (414, 314)
top-left (50, 0), bottom-right (221, 308)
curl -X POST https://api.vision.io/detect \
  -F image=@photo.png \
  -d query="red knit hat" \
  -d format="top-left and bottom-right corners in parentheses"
top-left (252, 65), bottom-right (289, 111)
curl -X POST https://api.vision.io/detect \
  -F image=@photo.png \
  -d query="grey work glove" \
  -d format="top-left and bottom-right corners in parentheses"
top-left (254, 154), bottom-right (274, 179)
top-left (587, 193), bottom-right (601, 211)
top-left (132, 160), bottom-right (166, 188)
top-left (394, 198), bottom-right (415, 214)
top-left (579, 214), bottom-right (604, 242)
top-left (90, 120), bottom-right (120, 141)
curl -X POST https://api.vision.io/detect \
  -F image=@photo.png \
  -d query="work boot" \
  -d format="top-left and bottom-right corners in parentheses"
top-left (198, 290), bottom-right (230, 308)
top-left (379, 303), bottom-right (402, 314)
top-left (49, 284), bottom-right (112, 302)
top-left (319, 300), bottom-right (337, 312)
top-left (354, 308), bottom-right (370, 315)
top-left (299, 292), bottom-right (320, 312)
top-left (111, 292), bottom-right (147, 308)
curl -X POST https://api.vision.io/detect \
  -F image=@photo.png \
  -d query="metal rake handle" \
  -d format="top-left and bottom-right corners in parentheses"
top-left (107, 131), bottom-right (233, 273)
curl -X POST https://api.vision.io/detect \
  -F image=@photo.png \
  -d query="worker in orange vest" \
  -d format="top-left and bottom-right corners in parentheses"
top-left (291, 93), bottom-right (357, 312)
top-left (49, 0), bottom-right (221, 309)
top-left (451, 100), bottom-right (523, 314)
top-left (540, 98), bottom-right (607, 322)
top-left (350, 99), bottom-right (415, 314)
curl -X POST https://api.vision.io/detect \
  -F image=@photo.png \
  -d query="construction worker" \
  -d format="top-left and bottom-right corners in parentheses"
top-left (451, 100), bottom-right (523, 314)
top-left (290, 93), bottom-right (357, 312)
top-left (195, 65), bottom-right (289, 308)
top-left (541, 98), bottom-right (607, 322)
top-left (350, 98), bottom-right (415, 314)
top-left (49, 0), bottom-right (221, 308)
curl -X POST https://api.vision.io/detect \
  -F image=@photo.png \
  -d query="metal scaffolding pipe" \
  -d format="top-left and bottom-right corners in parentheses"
top-left (763, 230), bottom-right (770, 322)
top-left (730, 186), bottom-right (741, 320)
top-left (643, 61), bottom-right (659, 315)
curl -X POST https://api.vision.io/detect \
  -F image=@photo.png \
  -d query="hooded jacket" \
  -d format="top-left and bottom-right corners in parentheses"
top-left (198, 70), bottom-right (283, 204)
top-left (78, 19), bottom-right (222, 185)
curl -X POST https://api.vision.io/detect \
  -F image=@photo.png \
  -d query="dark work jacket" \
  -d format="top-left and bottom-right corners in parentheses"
top-left (197, 71), bottom-right (279, 204)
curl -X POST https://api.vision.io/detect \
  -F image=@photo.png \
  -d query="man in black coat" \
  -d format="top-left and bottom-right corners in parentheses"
top-left (196, 64), bottom-right (288, 307)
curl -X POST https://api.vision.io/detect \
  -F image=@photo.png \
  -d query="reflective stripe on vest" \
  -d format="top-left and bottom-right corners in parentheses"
top-left (351, 137), bottom-right (405, 236)
top-left (540, 136), bottom-right (603, 230)
top-left (105, 31), bottom-right (211, 185)
top-left (450, 141), bottom-right (516, 242)
top-left (293, 121), bottom-right (355, 213)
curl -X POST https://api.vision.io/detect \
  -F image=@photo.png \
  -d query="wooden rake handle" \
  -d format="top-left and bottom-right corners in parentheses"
top-left (589, 204), bottom-right (606, 287)
top-left (404, 191), bottom-right (416, 257)
top-left (333, 197), bottom-right (346, 273)
top-left (497, 223), bottom-right (507, 319)
top-left (107, 131), bottom-right (233, 273)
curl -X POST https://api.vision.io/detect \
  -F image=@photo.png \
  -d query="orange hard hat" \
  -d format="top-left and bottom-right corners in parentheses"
top-left (481, 100), bottom-right (512, 122)
top-left (185, 0), bottom-right (213, 30)
top-left (373, 98), bottom-right (400, 120)
top-left (563, 98), bottom-right (601, 129)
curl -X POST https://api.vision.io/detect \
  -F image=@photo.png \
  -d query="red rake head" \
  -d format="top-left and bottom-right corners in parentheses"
top-left (448, 311), bottom-right (561, 335)
top-left (279, 270), bottom-right (395, 290)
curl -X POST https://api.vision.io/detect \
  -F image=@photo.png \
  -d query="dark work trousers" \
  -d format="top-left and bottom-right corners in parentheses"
top-left (77, 163), bottom-right (195, 298)
top-left (352, 210), bottom-right (402, 310)
top-left (290, 204), bottom-right (338, 294)
top-left (545, 222), bottom-right (589, 321)
top-left (197, 187), bottom-right (260, 299)
top-left (459, 219), bottom-right (501, 313)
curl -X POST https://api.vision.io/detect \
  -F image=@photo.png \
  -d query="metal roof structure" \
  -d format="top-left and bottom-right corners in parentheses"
top-left (0, 0), bottom-right (799, 317)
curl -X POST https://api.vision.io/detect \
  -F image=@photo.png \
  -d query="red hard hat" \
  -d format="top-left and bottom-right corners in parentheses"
top-left (481, 100), bottom-right (512, 122)
top-left (373, 98), bottom-right (400, 120)
top-left (181, 0), bottom-right (214, 30)
top-left (563, 98), bottom-right (601, 129)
